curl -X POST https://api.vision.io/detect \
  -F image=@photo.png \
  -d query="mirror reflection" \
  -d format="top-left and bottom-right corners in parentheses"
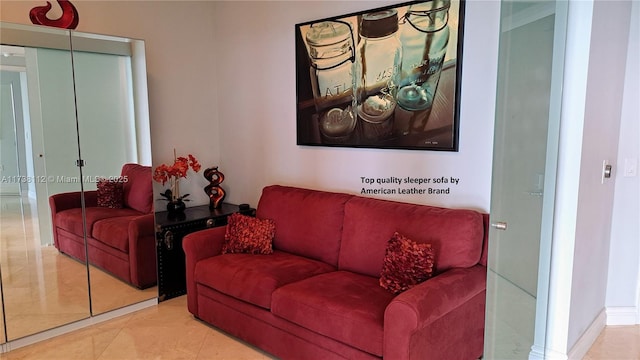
top-left (0, 296), bottom-right (4, 344)
top-left (0, 22), bottom-right (156, 341)
top-left (66, 31), bottom-right (155, 315)
top-left (0, 27), bottom-right (91, 339)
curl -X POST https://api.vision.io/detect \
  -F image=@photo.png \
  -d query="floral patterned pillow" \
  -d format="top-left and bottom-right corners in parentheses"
top-left (222, 213), bottom-right (275, 254)
top-left (96, 178), bottom-right (125, 209)
top-left (379, 231), bottom-right (435, 294)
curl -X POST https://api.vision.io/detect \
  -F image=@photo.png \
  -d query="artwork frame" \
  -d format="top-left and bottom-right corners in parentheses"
top-left (295, 0), bottom-right (465, 151)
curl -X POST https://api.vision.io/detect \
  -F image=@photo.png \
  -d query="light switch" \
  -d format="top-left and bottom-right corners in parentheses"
top-left (624, 158), bottom-right (638, 177)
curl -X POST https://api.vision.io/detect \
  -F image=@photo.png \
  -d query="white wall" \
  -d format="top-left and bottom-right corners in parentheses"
top-left (606, 0), bottom-right (640, 325)
top-left (211, 0), bottom-right (496, 212)
top-left (545, 0), bottom-right (636, 357)
top-left (568, 0), bottom-right (633, 348)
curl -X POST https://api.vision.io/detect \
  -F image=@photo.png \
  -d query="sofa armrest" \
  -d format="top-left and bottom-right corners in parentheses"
top-left (183, 226), bottom-right (227, 315)
top-left (127, 213), bottom-right (157, 288)
top-left (129, 213), bottom-right (156, 238)
top-left (50, 191), bottom-right (81, 213)
top-left (49, 191), bottom-right (98, 248)
top-left (384, 265), bottom-right (487, 360)
top-left (49, 190), bottom-right (99, 211)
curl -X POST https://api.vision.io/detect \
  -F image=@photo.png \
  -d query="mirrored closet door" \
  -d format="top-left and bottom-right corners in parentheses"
top-left (70, 30), bottom-right (155, 315)
top-left (0, 24), bottom-right (90, 340)
top-left (0, 22), bottom-right (156, 342)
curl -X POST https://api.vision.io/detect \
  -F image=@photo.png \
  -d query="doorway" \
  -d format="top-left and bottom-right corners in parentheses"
top-left (1, 66), bottom-right (29, 197)
top-left (484, 1), bottom-right (568, 358)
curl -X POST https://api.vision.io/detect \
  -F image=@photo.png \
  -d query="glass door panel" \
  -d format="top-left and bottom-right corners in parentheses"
top-left (484, 1), bottom-right (567, 358)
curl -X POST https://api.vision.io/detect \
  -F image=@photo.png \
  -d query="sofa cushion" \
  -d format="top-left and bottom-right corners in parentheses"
top-left (256, 185), bottom-right (352, 267)
top-left (222, 213), bottom-right (275, 254)
top-left (92, 216), bottom-right (140, 252)
top-left (379, 232), bottom-right (435, 294)
top-left (97, 178), bottom-right (125, 208)
top-left (194, 250), bottom-right (335, 309)
top-left (55, 207), bottom-right (143, 237)
top-left (339, 197), bottom-right (484, 277)
top-left (271, 271), bottom-right (395, 357)
top-left (121, 163), bottom-right (153, 214)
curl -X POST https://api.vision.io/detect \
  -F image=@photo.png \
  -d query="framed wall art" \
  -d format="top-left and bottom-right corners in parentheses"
top-left (295, 0), bottom-right (465, 151)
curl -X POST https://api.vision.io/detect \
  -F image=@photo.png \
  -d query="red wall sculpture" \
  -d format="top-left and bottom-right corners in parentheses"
top-left (30, 0), bottom-right (79, 30)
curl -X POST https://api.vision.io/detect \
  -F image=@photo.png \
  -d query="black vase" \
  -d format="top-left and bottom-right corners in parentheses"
top-left (166, 199), bottom-right (186, 213)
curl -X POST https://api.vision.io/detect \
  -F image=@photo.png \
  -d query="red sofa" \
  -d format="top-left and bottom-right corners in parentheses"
top-left (184, 185), bottom-right (489, 359)
top-left (49, 163), bottom-right (156, 289)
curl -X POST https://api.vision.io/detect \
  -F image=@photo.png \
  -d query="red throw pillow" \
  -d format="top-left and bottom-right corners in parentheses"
top-left (96, 178), bottom-right (125, 209)
top-left (379, 232), bottom-right (435, 294)
top-left (222, 213), bottom-right (275, 254)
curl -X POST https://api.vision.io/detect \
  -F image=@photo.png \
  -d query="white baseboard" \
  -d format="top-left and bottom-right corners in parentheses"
top-left (508, 306), bottom-right (635, 360)
top-left (567, 309), bottom-right (606, 359)
top-left (541, 348), bottom-right (570, 360)
top-left (528, 310), bottom-right (606, 360)
top-left (606, 306), bottom-right (639, 325)
top-left (529, 344), bottom-right (547, 360)
top-left (529, 345), bottom-right (571, 360)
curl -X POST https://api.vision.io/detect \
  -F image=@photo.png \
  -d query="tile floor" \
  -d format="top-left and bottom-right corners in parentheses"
top-left (583, 325), bottom-right (640, 360)
top-left (0, 294), bottom-right (637, 359)
top-left (0, 295), bottom-right (275, 360)
top-left (0, 195), bottom-right (155, 340)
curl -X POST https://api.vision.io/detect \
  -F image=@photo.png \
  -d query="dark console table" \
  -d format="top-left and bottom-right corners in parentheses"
top-left (155, 203), bottom-right (255, 301)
